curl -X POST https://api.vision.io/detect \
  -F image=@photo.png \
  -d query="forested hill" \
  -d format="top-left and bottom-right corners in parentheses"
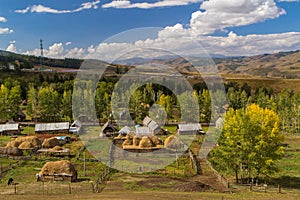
top-left (0, 50), bottom-right (83, 69)
top-left (1, 49), bottom-right (300, 78)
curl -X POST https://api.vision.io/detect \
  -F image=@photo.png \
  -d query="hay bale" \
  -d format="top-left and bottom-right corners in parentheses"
top-left (122, 139), bottom-right (133, 146)
top-left (150, 135), bottom-right (163, 145)
top-left (15, 136), bottom-right (41, 148)
top-left (6, 141), bottom-right (20, 148)
top-left (18, 141), bottom-right (34, 149)
top-left (139, 136), bottom-right (155, 148)
top-left (164, 135), bottom-right (181, 149)
top-left (6, 147), bottom-right (23, 156)
top-left (133, 136), bottom-right (141, 146)
top-left (42, 137), bottom-right (60, 148)
top-left (39, 160), bottom-right (77, 181)
top-left (0, 147), bottom-right (7, 154)
top-left (51, 146), bottom-right (64, 151)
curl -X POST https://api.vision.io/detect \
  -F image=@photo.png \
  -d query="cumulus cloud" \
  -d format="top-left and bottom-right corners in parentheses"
top-left (15, 0), bottom-right (100, 14)
top-left (0, 27), bottom-right (13, 34)
top-left (6, 43), bottom-right (17, 53)
top-left (0, 16), bottom-right (7, 22)
top-left (25, 42), bottom-right (86, 59)
top-left (190, 0), bottom-right (286, 35)
top-left (102, 0), bottom-right (202, 9)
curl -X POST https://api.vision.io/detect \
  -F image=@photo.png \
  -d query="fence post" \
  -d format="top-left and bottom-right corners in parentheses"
top-left (0, 163), bottom-right (2, 173)
top-left (69, 183), bottom-right (71, 194)
top-left (14, 184), bottom-right (17, 195)
top-left (278, 185), bottom-right (281, 194)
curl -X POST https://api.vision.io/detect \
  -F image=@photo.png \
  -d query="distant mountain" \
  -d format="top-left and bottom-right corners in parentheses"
top-left (1, 49), bottom-right (299, 78)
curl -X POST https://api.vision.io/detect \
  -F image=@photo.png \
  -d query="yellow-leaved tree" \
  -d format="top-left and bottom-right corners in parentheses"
top-left (209, 104), bottom-right (284, 183)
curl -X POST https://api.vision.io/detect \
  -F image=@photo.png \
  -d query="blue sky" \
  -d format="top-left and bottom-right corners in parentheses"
top-left (0, 0), bottom-right (300, 60)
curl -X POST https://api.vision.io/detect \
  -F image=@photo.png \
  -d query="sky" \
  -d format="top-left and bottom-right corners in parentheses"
top-left (0, 0), bottom-right (300, 61)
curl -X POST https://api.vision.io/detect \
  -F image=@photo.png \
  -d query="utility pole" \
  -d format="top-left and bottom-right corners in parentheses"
top-left (40, 39), bottom-right (44, 66)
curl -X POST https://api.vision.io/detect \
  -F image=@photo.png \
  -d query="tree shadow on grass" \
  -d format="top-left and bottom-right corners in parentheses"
top-left (268, 176), bottom-right (300, 189)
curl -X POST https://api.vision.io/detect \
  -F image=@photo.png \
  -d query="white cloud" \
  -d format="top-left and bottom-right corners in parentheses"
top-left (15, 0), bottom-right (101, 14)
top-left (65, 42), bottom-right (72, 46)
top-left (278, 0), bottom-right (299, 2)
top-left (6, 43), bottom-right (17, 53)
top-left (0, 27), bottom-right (13, 34)
top-left (25, 42), bottom-right (87, 59)
top-left (102, 0), bottom-right (202, 9)
top-left (0, 16), bottom-right (7, 22)
top-left (190, 0), bottom-right (286, 35)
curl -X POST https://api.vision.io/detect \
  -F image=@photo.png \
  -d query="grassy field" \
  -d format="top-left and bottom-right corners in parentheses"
top-left (1, 126), bottom-right (300, 199)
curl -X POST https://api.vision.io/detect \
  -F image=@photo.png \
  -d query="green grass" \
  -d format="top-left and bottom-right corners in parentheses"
top-left (0, 136), bottom-right (12, 147)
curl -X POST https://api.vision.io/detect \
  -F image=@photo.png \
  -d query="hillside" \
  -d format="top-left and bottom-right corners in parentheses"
top-left (1, 49), bottom-right (300, 79)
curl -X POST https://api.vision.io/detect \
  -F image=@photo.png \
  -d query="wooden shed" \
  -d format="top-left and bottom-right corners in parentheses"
top-left (177, 123), bottom-right (205, 135)
top-left (142, 116), bottom-right (163, 135)
top-left (35, 122), bottom-right (70, 134)
top-left (100, 122), bottom-right (117, 137)
top-left (0, 123), bottom-right (20, 135)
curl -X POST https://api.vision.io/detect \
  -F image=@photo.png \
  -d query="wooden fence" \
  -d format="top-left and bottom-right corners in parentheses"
top-left (204, 158), bottom-right (229, 188)
top-left (188, 149), bottom-right (200, 174)
top-left (0, 161), bottom-right (20, 174)
top-left (91, 167), bottom-right (111, 193)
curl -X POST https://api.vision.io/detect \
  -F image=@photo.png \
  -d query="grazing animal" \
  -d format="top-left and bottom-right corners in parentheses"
top-left (7, 178), bottom-right (13, 185)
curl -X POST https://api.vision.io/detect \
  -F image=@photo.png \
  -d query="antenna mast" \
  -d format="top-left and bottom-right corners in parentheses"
top-left (40, 39), bottom-right (44, 66)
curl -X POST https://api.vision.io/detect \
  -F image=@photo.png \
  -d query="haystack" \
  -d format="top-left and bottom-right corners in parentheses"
top-left (18, 141), bottom-right (34, 149)
top-left (51, 146), bottom-right (64, 151)
top-left (0, 147), bottom-right (7, 154)
top-left (122, 138), bottom-right (133, 146)
top-left (139, 136), bottom-right (156, 148)
top-left (42, 137), bottom-right (60, 148)
top-left (14, 136), bottom-right (41, 148)
top-left (6, 141), bottom-right (20, 148)
top-left (6, 147), bottom-right (23, 156)
top-left (39, 160), bottom-right (77, 182)
top-left (133, 136), bottom-right (141, 146)
top-left (164, 135), bottom-right (181, 149)
top-left (150, 135), bottom-right (163, 145)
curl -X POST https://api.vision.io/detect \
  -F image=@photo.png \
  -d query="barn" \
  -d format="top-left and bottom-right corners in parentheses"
top-left (142, 116), bottom-right (163, 135)
top-left (35, 122), bottom-right (70, 134)
top-left (0, 123), bottom-right (21, 135)
top-left (177, 123), bottom-right (205, 135)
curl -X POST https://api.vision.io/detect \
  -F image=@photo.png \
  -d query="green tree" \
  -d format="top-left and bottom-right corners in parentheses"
top-left (38, 86), bottom-right (61, 122)
top-left (210, 104), bottom-right (284, 183)
top-left (26, 85), bottom-right (39, 121)
top-left (61, 90), bottom-right (73, 121)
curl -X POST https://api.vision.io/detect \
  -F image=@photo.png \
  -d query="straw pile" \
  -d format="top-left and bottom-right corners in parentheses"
top-left (164, 135), bottom-right (181, 149)
top-left (42, 137), bottom-right (60, 148)
top-left (51, 146), bottom-right (64, 151)
top-left (133, 136), bottom-right (141, 146)
top-left (139, 136), bottom-right (155, 148)
top-left (6, 141), bottom-right (20, 148)
top-left (0, 147), bottom-right (7, 154)
top-left (6, 136), bottom-right (41, 149)
top-left (39, 160), bottom-right (77, 176)
top-left (18, 141), bottom-right (34, 149)
top-left (6, 147), bottom-right (23, 156)
top-left (122, 138), bottom-right (133, 146)
top-left (150, 135), bottom-right (163, 145)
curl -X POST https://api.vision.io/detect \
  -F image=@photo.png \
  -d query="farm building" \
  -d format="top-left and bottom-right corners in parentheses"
top-left (100, 121), bottom-right (117, 137)
top-left (0, 123), bottom-right (21, 135)
top-left (135, 127), bottom-right (151, 137)
top-left (177, 123), bottom-right (205, 135)
top-left (37, 160), bottom-right (77, 182)
top-left (69, 120), bottom-right (82, 134)
top-left (35, 122), bottom-right (69, 134)
top-left (142, 116), bottom-right (163, 134)
top-left (118, 126), bottom-right (132, 135)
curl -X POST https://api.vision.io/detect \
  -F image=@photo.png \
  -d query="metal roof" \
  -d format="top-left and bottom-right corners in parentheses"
top-left (135, 127), bottom-right (151, 136)
top-left (142, 116), bottom-right (152, 126)
top-left (35, 122), bottom-right (69, 132)
top-left (0, 123), bottom-right (19, 132)
top-left (178, 123), bottom-right (202, 134)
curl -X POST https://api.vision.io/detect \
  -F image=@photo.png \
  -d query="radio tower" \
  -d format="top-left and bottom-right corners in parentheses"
top-left (40, 39), bottom-right (44, 66)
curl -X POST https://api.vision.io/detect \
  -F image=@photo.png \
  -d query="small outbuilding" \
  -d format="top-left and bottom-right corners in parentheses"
top-left (0, 123), bottom-right (21, 135)
top-left (177, 123), bottom-right (204, 135)
top-left (37, 160), bottom-right (77, 182)
top-left (142, 116), bottom-right (163, 135)
top-left (35, 122), bottom-right (70, 134)
top-left (100, 122), bottom-right (117, 137)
